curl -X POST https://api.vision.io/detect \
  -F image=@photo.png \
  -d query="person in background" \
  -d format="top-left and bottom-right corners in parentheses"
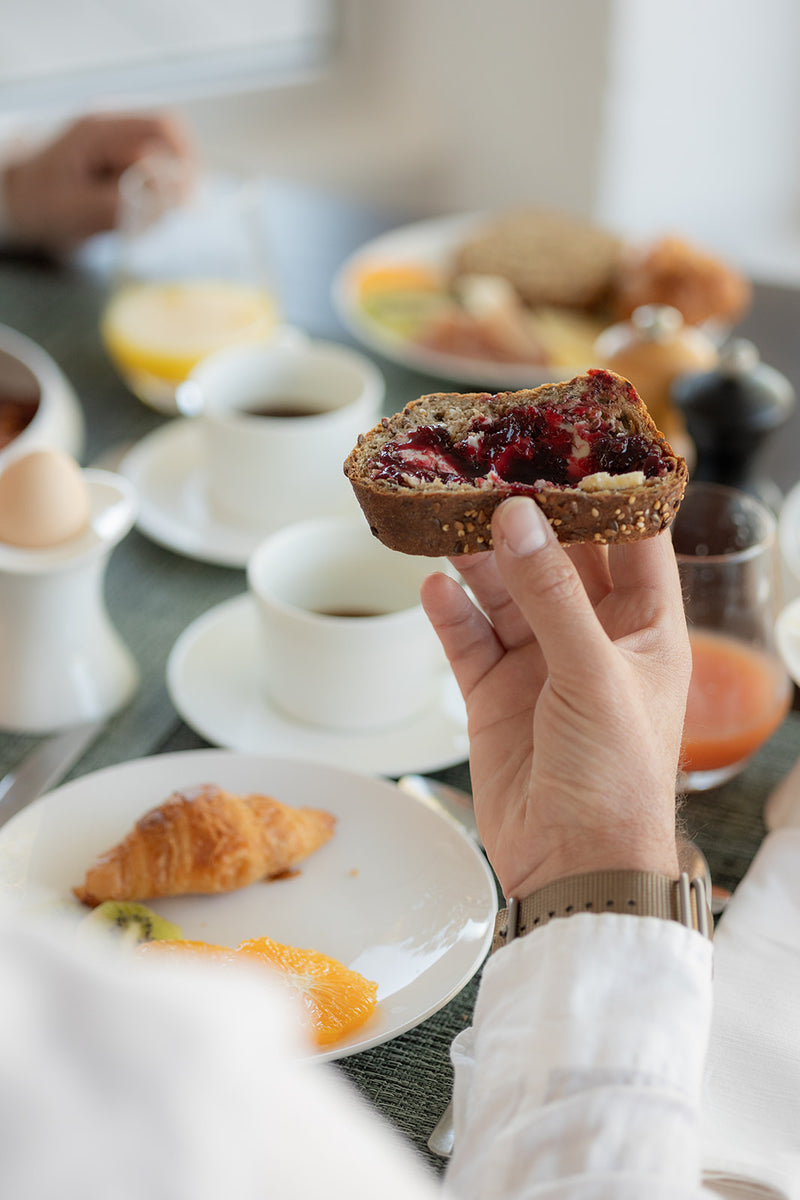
top-left (0, 112), bottom-right (192, 253)
top-left (0, 498), bottom-right (714, 1196)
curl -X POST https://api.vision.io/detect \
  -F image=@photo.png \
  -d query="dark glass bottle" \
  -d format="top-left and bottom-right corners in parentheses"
top-left (672, 339), bottom-right (795, 511)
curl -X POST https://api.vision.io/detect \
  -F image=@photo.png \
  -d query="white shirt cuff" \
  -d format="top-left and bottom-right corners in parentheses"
top-left (448, 914), bottom-right (713, 1198)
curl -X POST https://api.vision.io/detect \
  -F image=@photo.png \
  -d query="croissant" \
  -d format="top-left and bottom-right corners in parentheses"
top-left (73, 783), bottom-right (336, 907)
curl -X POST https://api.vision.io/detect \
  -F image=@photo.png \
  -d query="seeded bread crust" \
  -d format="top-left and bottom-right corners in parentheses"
top-left (343, 371), bottom-right (688, 556)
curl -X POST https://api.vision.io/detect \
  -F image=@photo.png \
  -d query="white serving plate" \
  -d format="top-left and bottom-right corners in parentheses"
top-left (332, 211), bottom-right (597, 390)
top-left (0, 750), bottom-right (496, 1063)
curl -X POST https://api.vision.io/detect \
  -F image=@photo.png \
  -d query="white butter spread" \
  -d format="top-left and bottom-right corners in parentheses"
top-left (577, 470), bottom-right (646, 493)
top-left (571, 432), bottom-right (591, 461)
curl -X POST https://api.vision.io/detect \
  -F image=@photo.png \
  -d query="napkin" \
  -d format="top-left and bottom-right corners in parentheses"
top-left (0, 916), bottom-right (440, 1200)
top-left (700, 763), bottom-right (800, 1200)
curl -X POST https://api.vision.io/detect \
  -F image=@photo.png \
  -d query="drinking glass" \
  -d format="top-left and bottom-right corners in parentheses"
top-left (101, 157), bottom-right (279, 414)
top-left (673, 482), bottom-right (792, 792)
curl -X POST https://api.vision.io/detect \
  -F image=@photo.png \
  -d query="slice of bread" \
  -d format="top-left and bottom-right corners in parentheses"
top-left (343, 370), bottom-right (688, 556)
top-left (453, 209), bottom-right (624, 311)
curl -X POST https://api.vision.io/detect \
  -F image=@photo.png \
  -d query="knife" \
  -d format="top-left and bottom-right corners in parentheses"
top-left (428, 1098), bottom-right (455, 1158)
top-left (0, 719), bottom-right (104, 829)
top-left (396, 774), bottom-right (481, 846)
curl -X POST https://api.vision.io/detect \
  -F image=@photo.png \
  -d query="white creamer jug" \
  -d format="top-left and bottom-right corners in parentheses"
top-left (0, 469), bottom-right (138, 732)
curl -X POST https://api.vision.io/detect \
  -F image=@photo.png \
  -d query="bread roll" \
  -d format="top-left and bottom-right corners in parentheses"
top-left (344, 370), bottom-right (687, 556)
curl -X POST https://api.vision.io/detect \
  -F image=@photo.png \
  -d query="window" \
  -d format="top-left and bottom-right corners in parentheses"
top-left (0, 0), bottom-right (337, 115)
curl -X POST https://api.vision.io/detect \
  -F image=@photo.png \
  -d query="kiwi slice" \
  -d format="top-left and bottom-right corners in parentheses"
top-left (81, 901), bottom-right (183, 946)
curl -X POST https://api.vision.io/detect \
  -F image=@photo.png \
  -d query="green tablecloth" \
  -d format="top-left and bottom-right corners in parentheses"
top-left (1, 189), bottom-right (799, 1172)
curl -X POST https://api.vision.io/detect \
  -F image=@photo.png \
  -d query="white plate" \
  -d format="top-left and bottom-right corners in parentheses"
top-left (0, 750), bottom-right (497, 1062)
top-left (167, 594), bottom-right (470, 777)
top-left (776, 596), bottom-right (800, 687)
top-left (332, 211), bottom-right (598, 391)
top-left (778, 478), bottom-right (800, 603)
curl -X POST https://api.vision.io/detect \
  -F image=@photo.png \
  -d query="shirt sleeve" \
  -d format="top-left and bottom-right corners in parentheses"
top-left (446, 912), bottom-right (714, 1200)
top-left (0, 919), bottom-right (442, 1200)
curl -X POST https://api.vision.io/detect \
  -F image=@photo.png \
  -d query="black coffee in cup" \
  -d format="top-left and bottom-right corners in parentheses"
top-left (243, 398), bottom-right (329, 418)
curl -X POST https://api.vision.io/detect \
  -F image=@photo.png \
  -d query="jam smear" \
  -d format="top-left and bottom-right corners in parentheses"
top-left (373, 399), bottom-right (671, 490)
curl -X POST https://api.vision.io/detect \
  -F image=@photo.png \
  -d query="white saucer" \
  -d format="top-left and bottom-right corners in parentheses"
top-left (167, 594), bottom-right (469, 776)
top-left (118, 419), bottom-right (270, 567)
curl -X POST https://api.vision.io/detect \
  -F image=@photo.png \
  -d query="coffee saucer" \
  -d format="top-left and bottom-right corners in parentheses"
top-left (118, 419), bottom-right (265, 567)
top-left (166, 594), bottom-right (470, 777)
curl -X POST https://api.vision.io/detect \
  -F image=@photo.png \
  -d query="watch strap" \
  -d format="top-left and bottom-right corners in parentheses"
top-left (492, 869), bottom-right (711, 952)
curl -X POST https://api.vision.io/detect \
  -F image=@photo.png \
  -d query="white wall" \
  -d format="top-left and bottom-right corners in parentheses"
top-left (596, 0), bottom-right (800, 281)
top-left (179, 0), bottom-right (800, 282)
top-left (179, 0), bottom-right (615, 218)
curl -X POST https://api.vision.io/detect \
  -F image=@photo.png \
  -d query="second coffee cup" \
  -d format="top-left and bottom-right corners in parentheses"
top-left (177, 335), bottom-right (384, 530)
top-left (247, 516), bottom-right (450, 732)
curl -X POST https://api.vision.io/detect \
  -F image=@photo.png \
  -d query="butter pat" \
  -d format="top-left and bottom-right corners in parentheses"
top-left (577, 470), bottom-right (646, 493)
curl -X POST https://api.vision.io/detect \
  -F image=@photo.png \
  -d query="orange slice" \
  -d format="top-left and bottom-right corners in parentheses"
top-left (235, 937), bottom-right (378, 1046)
top-left (355, 263), bottom-right (442, 297)
top-left (355, 264), bottom-right (451, 339)
top-left (101, 279), bottom-right (278, 384)
top-left (136, 939), bottom-right (234, 962)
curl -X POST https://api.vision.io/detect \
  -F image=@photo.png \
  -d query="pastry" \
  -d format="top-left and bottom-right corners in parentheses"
top-left (73, 783), bottom-right (336, 906)
top-left (344, 369), bottom-right (687, 555)
top-left (612, 235), bottom-right (752, 327)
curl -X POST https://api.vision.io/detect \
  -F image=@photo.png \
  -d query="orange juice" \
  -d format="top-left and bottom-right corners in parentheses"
top-left (682, 629), bottom-right (791, 774)
top-left (101, 279), bottom-right (277, 410)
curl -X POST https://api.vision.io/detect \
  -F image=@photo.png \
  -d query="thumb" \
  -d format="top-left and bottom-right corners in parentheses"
top-left (492, 497), bottom-right (612, 685)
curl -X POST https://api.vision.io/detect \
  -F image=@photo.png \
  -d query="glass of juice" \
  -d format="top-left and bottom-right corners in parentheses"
top-left (673, 482), bottom-right (792, 792)
top-left (101, 156), bottom-right (279, 414)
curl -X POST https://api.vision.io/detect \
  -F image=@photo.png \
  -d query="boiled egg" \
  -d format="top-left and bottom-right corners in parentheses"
top-left (0, 449), bottom-right (91, 548)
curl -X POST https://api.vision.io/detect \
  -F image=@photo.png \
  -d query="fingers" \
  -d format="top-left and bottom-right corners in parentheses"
top-left (449, 534), bottom-right (613, 651)
top-left (450, 550), bottom-right (536, 650)
top-left (67, 116), bottom-right (195, 222)
top-left (566, 542), bottom-right (613, 607)
top-left (65, 179), bottom-right (125, 241)
top-left (5, 112), bottom-right (197, 248)
top-left (608, 528), bottom-right (686, 628)
top-left (420, 571), bottom-right (504, 698)
top-left (491, 497), bottom-right (612, 685)
top-left (75, 113), bottom-right (194, 175)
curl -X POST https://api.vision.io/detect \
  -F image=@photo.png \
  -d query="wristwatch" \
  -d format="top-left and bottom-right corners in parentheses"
top-left (492, 869), bottom-right (712, 953)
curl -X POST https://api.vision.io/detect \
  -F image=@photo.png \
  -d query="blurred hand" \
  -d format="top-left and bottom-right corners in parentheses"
top-left (2, 113), bottom-right (193, 251)
top-left (421, 496), bottom-right (691, 900)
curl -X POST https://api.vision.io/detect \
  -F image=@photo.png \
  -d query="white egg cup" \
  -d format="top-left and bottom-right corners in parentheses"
top-left (0, 469), bottom-right (139, 733)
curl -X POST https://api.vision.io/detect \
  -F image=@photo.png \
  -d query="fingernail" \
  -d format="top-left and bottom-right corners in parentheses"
top-left (497, 497), bottom-right (549, 556)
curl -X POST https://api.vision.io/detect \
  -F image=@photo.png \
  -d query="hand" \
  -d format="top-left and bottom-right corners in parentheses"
top-left (421, 497), bottom-right (691, 899)
top-left (2, 113), bottom-right (193, 251)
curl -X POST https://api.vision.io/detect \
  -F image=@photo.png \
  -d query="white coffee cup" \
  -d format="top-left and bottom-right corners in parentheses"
top-left (177, 335), bottom-right (384, 530)
top-left (247, 516), bottom-right (450, 731)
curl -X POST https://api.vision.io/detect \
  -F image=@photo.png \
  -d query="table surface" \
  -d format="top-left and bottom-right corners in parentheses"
top-left (0, 185), bottom-right (799, 1174)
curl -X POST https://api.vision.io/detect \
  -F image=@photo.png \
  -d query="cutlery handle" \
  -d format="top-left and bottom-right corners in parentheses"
top-left (0, 720), bottom-right (103, 827)
top-left (428, 1098), bottom-right (455, 1158)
